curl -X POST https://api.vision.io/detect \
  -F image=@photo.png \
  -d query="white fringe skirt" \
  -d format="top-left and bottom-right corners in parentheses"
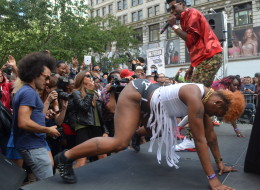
top-left (147, 87), bottom-right (180, 168)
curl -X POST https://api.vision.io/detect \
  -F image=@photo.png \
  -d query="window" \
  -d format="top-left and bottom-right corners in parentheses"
top-left (117, 1), bottom-right (122, 10)
top-left (165, 3), bottom-right (169, 13)
top-left (134, 28), bottom-right (143, 42)
top-left (109, 4), bottom-right (113, 14)
top-left (96, 0), bottom-right (100, 5)
top-left (102, 7), bottom-right (106, 16)
top-left (89, 0), bottom-right (93, 6)
top-left (149, 24), bottom-right (160, 42)
top-left (132, 12), bottom-right (137, 22)
top-left (138, 0), bottom-right (143, 4)
top-left (123, 15), bottom-right (127, 24)
top-left (123, 0), bottom-right (127, 9)
top-left (132, 0), bottom-right (137, 7)
top-left (155, 5), bottom-right (159, 16)
top-left (90, 11), bottom-right (94, 18)
top-left (148, 7), bottom-right (153, 18)
top-left (234, 3), bottom-right (253, 26)
top-left (138, 10), bottom-right (143, 20)
top-left (191, 0), bottom-right (200, 6)
top-left (96, 9), bottom-right (100, 17)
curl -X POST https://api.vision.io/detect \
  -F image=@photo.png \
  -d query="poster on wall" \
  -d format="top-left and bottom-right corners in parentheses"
top-left (228, 26), bottom-right (260, 58)
top-left (164, 39), bottom-right (180, 65)
top-left (146, 47), bottom-right (165, 75)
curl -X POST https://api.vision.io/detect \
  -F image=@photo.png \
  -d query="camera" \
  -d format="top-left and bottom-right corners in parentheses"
top-left (109, 75), bottom-right (130, 102)
top-left (55, 89), bottom-right (72, 100)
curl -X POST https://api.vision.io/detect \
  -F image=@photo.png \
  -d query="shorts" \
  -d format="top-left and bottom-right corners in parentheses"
top-left (6, 147), bottom-right (22, 160)
top-left (192, 53), bottom-right (222, 87)
top-left (76, 126), bottom-right (104, 145)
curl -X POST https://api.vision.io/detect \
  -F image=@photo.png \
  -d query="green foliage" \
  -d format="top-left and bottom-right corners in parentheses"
top-left (0, 0), bottom-right (138, 70)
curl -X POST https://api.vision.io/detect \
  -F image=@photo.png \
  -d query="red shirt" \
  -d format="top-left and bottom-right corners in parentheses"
top-left (180, 8), bottom-right (222, 67)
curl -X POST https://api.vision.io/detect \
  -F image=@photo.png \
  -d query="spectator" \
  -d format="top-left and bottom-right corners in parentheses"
top-left (71, 71), bottom-right (108, 168)
top-left (100, 71), bottom-right (121, 137)
top-left (12, 52), bottom-right (60, 181)
top-left (157, 73), bottom-right (166, 86)
top-left (120, 69), bottom-right (135, 81)
top-left (55, 61), bottom-right (68, 77)
top-left (174, 68), bottom-right (187, 83)
top-left (241, 76), bottom-right (255, 103)
top-left (134, 66), bottom-right (145, 79)
top-left (0, 55), bottom-right (18, 110)
top-left (131, 57), bottom-right (146, 74)
top-left (212, 75), bottom-right (244, 137)
top-left (68, 57), bottom-right (80, 80)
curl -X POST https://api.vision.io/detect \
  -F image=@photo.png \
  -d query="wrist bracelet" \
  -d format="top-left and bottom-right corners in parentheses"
top-left (234, 128), bottom-right (239, 131)
top-left (207, 173), bottom-right (216, 180)
top-left (172, 24), bottom-right (180, 31)
top-left (215, 158), bottom-right (223, 163)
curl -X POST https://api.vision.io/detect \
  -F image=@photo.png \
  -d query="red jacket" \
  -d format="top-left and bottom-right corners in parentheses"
top-left (0, 76), bottom-right (13, 111)
top-left (180, 8), bottom-right (222, 67)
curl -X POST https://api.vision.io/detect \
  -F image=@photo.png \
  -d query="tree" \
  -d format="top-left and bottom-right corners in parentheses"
top-left (0, 0), bottom-right (138, 70)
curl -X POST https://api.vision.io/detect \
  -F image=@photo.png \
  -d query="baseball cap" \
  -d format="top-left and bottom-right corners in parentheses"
top-left (120, 69), bottom-right (135, 78)
top-left (135, 66), bottom-right (144, 71)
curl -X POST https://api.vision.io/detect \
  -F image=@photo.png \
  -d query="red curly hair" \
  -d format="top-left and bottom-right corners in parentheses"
top-left (216, 90), bottom-right (245, 122)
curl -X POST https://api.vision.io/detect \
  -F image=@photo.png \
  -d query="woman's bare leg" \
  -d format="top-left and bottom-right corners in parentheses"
top-left (64, 84), bottom-right (142, 160)
top-left (74, 158), bottom-right (87, 168)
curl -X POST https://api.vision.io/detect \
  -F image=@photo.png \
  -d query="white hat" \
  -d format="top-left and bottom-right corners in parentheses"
top-left (135, 66), bottom-right (144, 71)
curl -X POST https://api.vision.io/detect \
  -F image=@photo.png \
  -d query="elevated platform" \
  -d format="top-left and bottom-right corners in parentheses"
top-left (22, 124), bottom-right (260, 190)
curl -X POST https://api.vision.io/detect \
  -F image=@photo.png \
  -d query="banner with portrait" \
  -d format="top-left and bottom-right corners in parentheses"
top-left (146, 47), bottom-right (165, 75)
top-left (164, 39), bottom-right (180, 65)
top-left (228, 26), bottom-right (260, 58)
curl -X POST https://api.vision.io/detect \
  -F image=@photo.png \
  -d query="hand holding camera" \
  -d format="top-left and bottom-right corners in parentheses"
top-left (47, 91), bottom-right (58, 103)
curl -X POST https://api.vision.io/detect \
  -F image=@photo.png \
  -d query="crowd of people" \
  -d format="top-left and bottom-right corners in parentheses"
top-left (0, 1), bottom-right (259, 190)
top-left (0, 50), bottom-right (254, 186)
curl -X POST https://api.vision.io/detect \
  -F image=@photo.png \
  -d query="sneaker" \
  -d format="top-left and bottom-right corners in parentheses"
top-left (54, 151), bottom-right (77, 184)
top-left (131, 132), bottom-right (141, 152)
top-left (175, 137), bottom-right (196, 152)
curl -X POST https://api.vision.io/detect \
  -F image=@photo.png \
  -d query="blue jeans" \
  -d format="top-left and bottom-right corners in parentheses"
top-left (19, 147), bottom-right (53, 180)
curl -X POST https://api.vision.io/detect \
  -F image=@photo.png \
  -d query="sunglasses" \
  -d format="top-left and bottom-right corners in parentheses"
top-left (93, 69), bottom-right (101, 72)
top-left (41, 73), bottom-right (50, 81)
top-left (85, 74), bottom-right (93, 78)
top-left (167, 2), bottom-right (181, 12)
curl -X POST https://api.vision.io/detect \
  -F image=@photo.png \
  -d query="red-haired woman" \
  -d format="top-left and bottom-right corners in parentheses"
top-left (55, 79), bottom-right (245, 190)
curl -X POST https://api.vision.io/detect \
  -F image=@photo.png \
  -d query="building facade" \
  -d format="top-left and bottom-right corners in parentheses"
top-left (89, 0), bottom-right (260, 78)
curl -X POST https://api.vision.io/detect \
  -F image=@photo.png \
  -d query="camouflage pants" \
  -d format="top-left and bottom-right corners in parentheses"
top-left (186, 53), bottom-right (222, 139)
top-left (191, 53), bottom-right (223, 87)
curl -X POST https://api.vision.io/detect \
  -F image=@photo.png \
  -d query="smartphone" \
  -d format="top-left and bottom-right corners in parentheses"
top-left (84, 56), bottom-right (92, 65)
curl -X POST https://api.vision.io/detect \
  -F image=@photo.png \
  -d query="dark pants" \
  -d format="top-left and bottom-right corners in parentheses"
top-left (244, 99), bottom-right (260, 174)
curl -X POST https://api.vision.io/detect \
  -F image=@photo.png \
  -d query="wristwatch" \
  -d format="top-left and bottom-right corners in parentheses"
top-left (172, 25), bottom-right (180, 31)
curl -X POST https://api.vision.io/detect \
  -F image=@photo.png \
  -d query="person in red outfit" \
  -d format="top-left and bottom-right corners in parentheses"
top-left (0, 55), bottom-right (18, 111)
top-left (167, 0), bottom-right (222, 87)
top-left (167, 0), bottom-right (223, 153)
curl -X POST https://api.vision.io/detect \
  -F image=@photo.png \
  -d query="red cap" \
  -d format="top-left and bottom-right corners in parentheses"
top-left (120, 69), bottom-right (135, 78)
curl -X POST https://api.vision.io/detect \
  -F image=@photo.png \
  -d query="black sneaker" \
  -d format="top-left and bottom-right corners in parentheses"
top-left (131, 132), bottom-right (141, 152)
top-left (54, 151), bottom-right (77, 184)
